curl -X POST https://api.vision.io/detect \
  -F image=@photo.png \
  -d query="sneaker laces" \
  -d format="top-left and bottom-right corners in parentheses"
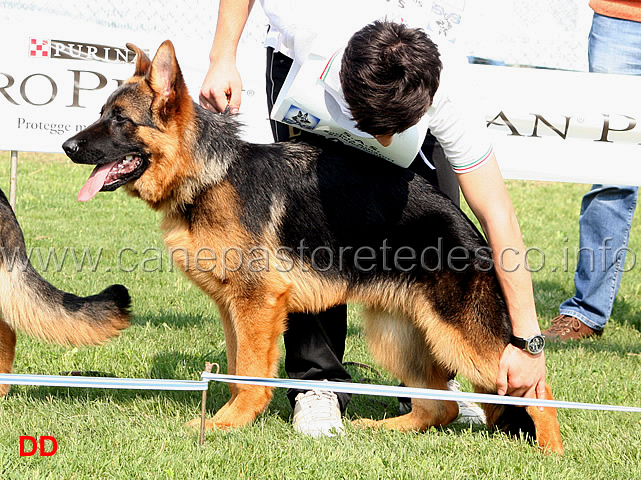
top-left (293, 389), bottom-right (343, 437)
top-left (297, 390), bottom-right (339, 417)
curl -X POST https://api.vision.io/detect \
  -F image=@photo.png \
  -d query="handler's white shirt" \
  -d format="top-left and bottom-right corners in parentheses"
top-left (259, 0), bottom-right (492, 174)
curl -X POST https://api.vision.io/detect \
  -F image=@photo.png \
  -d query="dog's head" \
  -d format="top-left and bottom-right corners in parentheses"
top-left (63, 40), bottom-right (193, 205)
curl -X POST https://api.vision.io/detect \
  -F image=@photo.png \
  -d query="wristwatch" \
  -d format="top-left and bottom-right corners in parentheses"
top-left (509, 334), bottom-right (545, 355)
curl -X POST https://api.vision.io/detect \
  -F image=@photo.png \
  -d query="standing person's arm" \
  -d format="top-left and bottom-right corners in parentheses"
top-left (200, 0), bottom-right (255, 113)
top-left (457, 156), bottom-right (547, 404)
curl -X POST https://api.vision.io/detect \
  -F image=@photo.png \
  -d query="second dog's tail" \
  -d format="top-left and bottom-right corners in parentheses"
top-left (0, 190), bottom-right (130, 345)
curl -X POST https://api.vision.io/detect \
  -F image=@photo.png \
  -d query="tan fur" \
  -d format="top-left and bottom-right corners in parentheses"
top-left (0, 267), bottom-right (128, 398)
top-left (482, 384), bottom-right (564, 454)
top-left (0, 318), bottom-right (16, 395)
top-left (127, 114), bottom-right (199, 209)
top-left (0, 267), bottom-right (128, 346)
top-left (526, 385), bottom-right (565, 454)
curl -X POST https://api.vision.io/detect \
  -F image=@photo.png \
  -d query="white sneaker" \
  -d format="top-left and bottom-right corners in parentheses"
top-left (293, 389), bottom-right (344, 438)
top-left (447, 380), bottom-right (486, 425)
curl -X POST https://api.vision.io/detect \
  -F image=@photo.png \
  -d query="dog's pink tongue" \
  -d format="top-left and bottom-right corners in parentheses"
top-left (78, 161), bottom-right (117, 202)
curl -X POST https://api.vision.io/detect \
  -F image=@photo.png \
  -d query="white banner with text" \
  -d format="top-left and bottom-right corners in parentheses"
top-left (1, 9), bottom-right (640, 186)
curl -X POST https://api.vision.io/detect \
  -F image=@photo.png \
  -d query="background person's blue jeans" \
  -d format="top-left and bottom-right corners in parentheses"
top-left (559, 13), bottom-right (640, 331)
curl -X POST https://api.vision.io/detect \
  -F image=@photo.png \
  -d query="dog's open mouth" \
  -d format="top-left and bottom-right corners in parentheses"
top-left (78, 155), bottom-right (147, 202)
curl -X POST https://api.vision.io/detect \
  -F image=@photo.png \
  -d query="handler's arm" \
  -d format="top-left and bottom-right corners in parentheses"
top-left (200, 0), bottom-right (255, 113)
top-left (457, 155), bottom-right (546, 405)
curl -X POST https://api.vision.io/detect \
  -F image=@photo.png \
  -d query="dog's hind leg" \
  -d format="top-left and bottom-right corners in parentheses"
top-left (354, 309), bottom-right (459, 431)
top-left (481, 383), bottom-right (563, 454)
top-left (458, 341), bottom-right (564, 454)
top-left (453, 329), bottom-right (564, 453)
top-left (0, 318), bottom-right (16, 396)
top-left (354, 366), bottom-right (459, 432)
top-left (525, 384), bottom-right (564, 454)
top-left (430, 273), bottom-right (565, 454)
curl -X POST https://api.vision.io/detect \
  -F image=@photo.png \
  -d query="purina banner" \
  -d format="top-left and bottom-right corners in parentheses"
top-left (1, 7), bottom-right (641, 186)
top-left (1, 37), bottom-right (137, 146)
top-left (0, 7), bottom-right (272, 152)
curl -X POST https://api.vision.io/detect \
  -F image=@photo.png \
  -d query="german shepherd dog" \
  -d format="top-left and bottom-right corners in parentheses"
top-left (63, 41), bottom-right (563, 453)
top-left (0, 188), bottom-right (130, 395)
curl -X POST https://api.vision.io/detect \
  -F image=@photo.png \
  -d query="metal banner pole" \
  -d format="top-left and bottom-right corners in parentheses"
top-left (9, 150), bottom-right (18, 211)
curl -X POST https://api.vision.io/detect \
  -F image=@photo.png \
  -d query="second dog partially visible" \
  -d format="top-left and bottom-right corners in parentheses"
top-left (0, 188), bottom-right (130, 394)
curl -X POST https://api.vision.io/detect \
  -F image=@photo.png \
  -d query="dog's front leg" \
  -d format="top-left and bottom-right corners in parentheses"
top-left (208, 305), bottom-right (238, 423)
top-left (188, 304), bottom-right (244, 431)
top-left (208, 289), bottom-right (289, 429)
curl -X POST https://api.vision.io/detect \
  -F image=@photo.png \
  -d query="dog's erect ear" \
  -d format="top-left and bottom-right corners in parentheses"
top-left (148, 40), bottom-right (187, 118)
top-left (126, 43), bottom-right (151, 77)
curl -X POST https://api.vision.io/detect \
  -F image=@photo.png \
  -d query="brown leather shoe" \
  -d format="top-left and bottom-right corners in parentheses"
top-left (543, 315), bottom-right (602, 341)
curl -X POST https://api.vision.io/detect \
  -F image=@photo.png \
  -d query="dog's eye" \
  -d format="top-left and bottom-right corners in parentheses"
top-left (111, 112), bottom-right (130, 125)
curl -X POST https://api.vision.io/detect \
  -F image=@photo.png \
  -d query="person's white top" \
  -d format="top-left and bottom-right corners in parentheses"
top-left (259, 0), bottom-right (493, 174)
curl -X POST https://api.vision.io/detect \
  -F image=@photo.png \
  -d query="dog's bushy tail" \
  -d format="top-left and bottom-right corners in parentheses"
top-left (0, 189), bottom-right (130, 345)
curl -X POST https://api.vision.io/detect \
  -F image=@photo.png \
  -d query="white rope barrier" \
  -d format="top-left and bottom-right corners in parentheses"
top-left (3, 370), bottom-right (641, 412)
top-left (0, 373), bottom-right (208, 391)
top-left (201, 372), bottom-right (641, 413)
top-left (2, 368), bottom-right (640, 445)
top-left (0, 371), bottom-right (213, 444)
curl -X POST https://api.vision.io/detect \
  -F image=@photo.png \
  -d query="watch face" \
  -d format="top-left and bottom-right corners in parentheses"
top-left (527, 335), bottom-right (545, 354)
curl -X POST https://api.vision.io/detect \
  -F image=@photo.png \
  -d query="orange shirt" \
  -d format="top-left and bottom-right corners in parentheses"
top-left (589, 0), bottom-right (641, 22)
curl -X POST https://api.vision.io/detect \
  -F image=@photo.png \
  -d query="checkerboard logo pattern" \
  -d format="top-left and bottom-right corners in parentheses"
top-left (29, 38), bottom-right (50, 58)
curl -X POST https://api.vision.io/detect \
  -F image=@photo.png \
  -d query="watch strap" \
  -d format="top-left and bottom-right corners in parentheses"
top-left (509, 334), bottom-right (527, 350)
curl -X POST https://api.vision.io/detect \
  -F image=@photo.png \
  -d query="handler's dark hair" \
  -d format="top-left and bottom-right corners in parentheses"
top-left (340, 20), bottom-right (442, 136)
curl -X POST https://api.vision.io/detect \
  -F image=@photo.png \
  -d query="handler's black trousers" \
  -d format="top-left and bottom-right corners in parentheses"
top-left (265, 47), bottom-right (460, 412)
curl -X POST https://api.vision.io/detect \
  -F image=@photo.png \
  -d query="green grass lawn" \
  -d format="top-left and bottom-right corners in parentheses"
top-left (0, 151), bottom-right (640, 479)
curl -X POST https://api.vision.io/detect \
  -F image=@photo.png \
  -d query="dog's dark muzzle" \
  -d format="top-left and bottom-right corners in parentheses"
top-left (62, 136), bottom-right (109, 165)
top-left (62, 138), bottom-right (82, 157)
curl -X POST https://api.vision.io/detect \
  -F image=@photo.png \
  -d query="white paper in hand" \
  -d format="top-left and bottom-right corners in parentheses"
top-left (271, 45), bottom-right (430, 168)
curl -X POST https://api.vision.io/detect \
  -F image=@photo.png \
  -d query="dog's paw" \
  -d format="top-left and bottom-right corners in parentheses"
top-left (185, 417), bottom-right (216, 431)
top-left (185, 416), bottom-right (239, 432)
top-left (0, 383), bottom-right (10, 397)
top-left (351, 418), bottom-right (381, 430)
